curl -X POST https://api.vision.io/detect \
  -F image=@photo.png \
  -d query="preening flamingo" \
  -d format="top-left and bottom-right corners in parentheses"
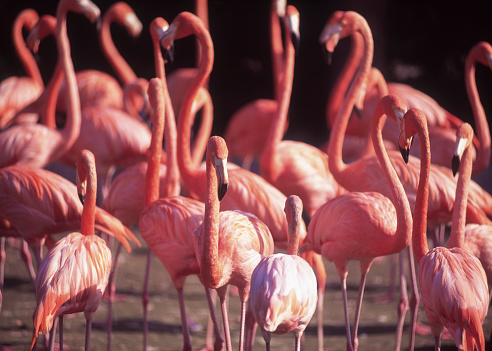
top-left (303, 95), bottom-right (413, 351)
top-left (250, 195), bottom-right (317, 351)
top-left (30, 149), bottom-right (112, 351)
top-left (193, 135), bottom-right (274, 351)
top-left (139, 77), bottom-right (223, 351)
top-left (400, 109), bottom-right (489, 351)
top-left (0, 9), bottom-right (43, 129)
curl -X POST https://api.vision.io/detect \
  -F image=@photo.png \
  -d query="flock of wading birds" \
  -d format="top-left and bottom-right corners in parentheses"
top-left (1, 0), bottom-right (492, 350)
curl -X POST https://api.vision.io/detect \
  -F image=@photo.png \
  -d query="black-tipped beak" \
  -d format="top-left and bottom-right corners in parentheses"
top-left (291, 32), bottom-right (300, 54)
top-left (399, 146), bottom-right (410, 164)
top-left (353, 106), bottom-right (364, 119)
top-left (163, 43), bottom-right (175, 64)
top-left (78, 193), bottom-right (85, 205)
top-left (96, 16), bottom-right (102, 32)
top-left (218, 182), bottom-right (228, 201)
top-left (452, 155), bottom-right (460, 177)
top-left (322, 46), bottom-right (332, 65)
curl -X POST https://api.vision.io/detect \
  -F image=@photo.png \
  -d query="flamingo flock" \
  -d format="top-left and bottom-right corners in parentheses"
top-left (1, 1), bottom-right (492, 351)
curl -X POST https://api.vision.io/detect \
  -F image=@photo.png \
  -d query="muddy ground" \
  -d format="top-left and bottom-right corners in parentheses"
top-left (2, 228), bottom-right (492, 351)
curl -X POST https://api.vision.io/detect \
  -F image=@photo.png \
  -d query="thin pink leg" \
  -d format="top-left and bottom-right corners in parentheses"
top-left (340, 274), bottom-right (354, 351)
top-left (244, 301), bottom-right (257, 351)
top-left (107, 242), bottom-right (123, 351)
top-left (406, 244), bottom-right (419, 351)
top-left (204, 287), bottom-right (224, 351)
top-left (394, 251), bottom-right (408, 351)
top-left (59, 315), bottom-right (63, 351)
top-left (351, 272), bottom-right (368, 351)
top-left (295, 333), bottom-right (302, 351)
top-left (142, 249), bottom-right (153, 351)
top-left (316, 284), bottom-right (324, 351)
top-left (176, 286), bottom-right (193, 351)
top-left (85, 317), bottom-right (93, 351)
top-left (217, 286), bottom-right (232, 351)
top-left (19, 240), bottom-right (36, 286)
top-left (0, 237), bottom-right (5, 292)
top-left (238, 301), bottom-right (248, 351)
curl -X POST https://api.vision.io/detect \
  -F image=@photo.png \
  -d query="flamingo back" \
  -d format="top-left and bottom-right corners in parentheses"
top-left (0, 76), bottom-right (42, 129)
top-left (32, 232), bottom-right (111, 336)
top-left (250, 253), bottom-right (317, 335)
top-left (418, 247), bottom-right (489, 350)
top-left (464, 224), bottom-right (492, 288)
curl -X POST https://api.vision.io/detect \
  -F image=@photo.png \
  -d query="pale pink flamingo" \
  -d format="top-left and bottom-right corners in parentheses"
top-left (250, 195), bottom-right (317, 351)
top-left (139, 77), bottom-right (223, 351)
top-left (302, 95), bottom-right (413, 351)
top-left (400, 109), bottom-right (489, 351)
top-left (224, 0), bottom-right (286, 170)
top-left (323, 16), bottom-right (491, 175)
top-left (30, 149), bottom-right (112, 351)
top-left (194, 135), bottom-right (274, 351)
top-left (0, 9), bottom-right (43, 129)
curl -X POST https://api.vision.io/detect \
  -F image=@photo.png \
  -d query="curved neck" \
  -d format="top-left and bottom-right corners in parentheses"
top-left (201, 146), bottom-right (221, 285)
top-left (99, 9), bottom-right (137, 85)
top-left (270, 0), bottom-right (283, 100)
top-left (465, 53), bottom-right (491, 175)
top-left (80, 155), bottom-right (97, 236)
top-left (371, 104), bottom-right (412, 258)
top-left (327, 21), bottom-right (373, 183)
top-left (13, 10), bottom-right (43, 87)
top-left (260, 16), bottom-right (295, 182)
top-left (177, 19), bottom-right (214, 200)
top-left (325, 32), bottom-right (363, 127)
top-left (144, 80), bottom-right (165, 205)
top-left (190, 88), bottom-right (214, 168)
top-left (410, 114), bottom-right (431, 264)
top-left (55, 1), bottom-right (82, 156)
top-left (448, 145), bottom-right (473, 248)
top-left (286, 200), bottom-right (302, 256)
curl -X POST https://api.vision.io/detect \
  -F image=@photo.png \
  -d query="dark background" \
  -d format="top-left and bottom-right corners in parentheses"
top-left (1, 0), bottom-right (491, 148)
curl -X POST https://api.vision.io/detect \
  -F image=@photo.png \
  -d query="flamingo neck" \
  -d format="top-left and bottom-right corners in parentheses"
top-left (270, 0), bottom-right (283, 100)
top-left (13, 10), bottom-right (43, 87)
top-left (177, 19), bottom-right (214, 200)
top-left (144, 81), bottom-right (165, 205)
top-left (411, 115), bottom-right (431, 264)
top-left (260, 17), bottom-right (295, 182)
top-left (151, 33), bottom-right (180, 197)
top-left (80, 156), bottom-right (97, 236)
top-left (448, 146), bottom-right (473, 248)
top-left (55, 2), bottom-right (82, 158)
top-left (327, 20), bottom-right (373, 185)
top-left (371, 105), bottom-right (412, 255)
top-left (201, 149), bottom-right (221, 286)
top-left (286, 206), bottom-right (301, 256)
top-left (325, 32), bottom-right (363, 127)
top-left (465, 52), bottom-right (491, 175)
top-left (99, 10), bottom-right (137, 85)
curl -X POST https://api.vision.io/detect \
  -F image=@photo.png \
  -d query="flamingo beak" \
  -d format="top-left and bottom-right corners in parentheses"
top-left (452, 155), bottom-right (460, 177)
top-left (159, 24), bottom-right (175, 63)
top-left (399, 145), bottom-right (410, 164)
top-left (214, 157), bottom-right (229, 201)
top-left (78, 193), bottom-right (85, 205)
top-left (322, 46), bottom-right (333, 65)
top-left (452, 137), bottom-right (467, 177)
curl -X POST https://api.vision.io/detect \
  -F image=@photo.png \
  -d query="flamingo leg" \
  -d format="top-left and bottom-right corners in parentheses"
top-left (205, 290), bottom-right (216, 350)
top-left (372, 254), bottom-right (397, 303)
top-left (204, 287), bottom-right (224, 351)
top-left (142, 249), bottom-right (153, 351)
top-left (394, 251), bottom-right (408, 351)
top-left (217, 286), bottom-right (232, 351)
top-left (85, 317), bottom-right (93, 351)
top-left (0, 237), bottom-right (5, 292)
top-left (238, 300), bottom-right (249, 351)
top-left (339, 273), bottom-right (354, 351)
top-left (316, 282), bottom-right (324, 351)
top-left (48, 316), bottom-right (58, 351)
top-left (107, 241), bottom-right (123, 351)
top-left (176, 286), bottom-right (192, 351)
top-left (294, 333), bottom-right (301, 351)
top-left (244, 301), bottom-right (257, 351)
top-left (406, 243), bottom-right (419, 351)
top-left (351, 271), bottom-right (368, 351)
top-left (59, 315), bottom-right (63, 351)
top-left (19, 240), bottom-right (36, 286)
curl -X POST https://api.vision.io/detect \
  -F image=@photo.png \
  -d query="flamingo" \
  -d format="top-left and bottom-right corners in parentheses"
top-left (0, 8), bottom-right (43, 129)
top-left (224, 0), bottom-right (286, 170)
top-left (139, 77), bottom-right (223, 351)
top-left (399, 109), bottom-right (489, 351)
top-left (322, 15), bottom-right (492, 175)
top-left (194, 135), bottom-right (275, 351)
top-left (302, 95), bottom-right (413, 351)
top-left (30, 149), bottom-right (112, 351)
top-left (250, 195), bottom-right (317, 351)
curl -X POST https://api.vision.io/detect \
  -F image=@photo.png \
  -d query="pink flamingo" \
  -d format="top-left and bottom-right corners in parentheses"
top-left (224, 0), bottom-right (286, 170)
top-left (0, 9), bottom-right (43, 129)
top-left (400, 109), bottom-right (489, 351)
top-left (139, 77), bottom-right (223, 351)
top-left (250, 195), bottom-right (317, 351)
top-left (323, 16), bottom-right (491, 175)
top-left (30, 149), bottom-right (112, 351)
top-left (194, 135), bottom-right (274, 351)
top-left (303, 95), bottom-right (413, 351)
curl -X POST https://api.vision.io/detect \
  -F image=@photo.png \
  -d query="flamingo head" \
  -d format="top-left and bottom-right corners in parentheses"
top-left (61, 0), bottom-right (101, 27)
top-left (399, 108), bottom-right (429, 164)
top-left (110, 2), bottom-right (143, 38)
top-left (208, 136), bottom-right (229, 201)
top-left (285, 5), bottom-right (300, 53)
top-left (452, 123), bottom-right (474, 176)
top-left (27, 15), bottom-right (56, 53)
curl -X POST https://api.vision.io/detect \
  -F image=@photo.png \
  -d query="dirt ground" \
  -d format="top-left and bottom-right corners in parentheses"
top-left (2, 228), bottom-right (492, 351)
